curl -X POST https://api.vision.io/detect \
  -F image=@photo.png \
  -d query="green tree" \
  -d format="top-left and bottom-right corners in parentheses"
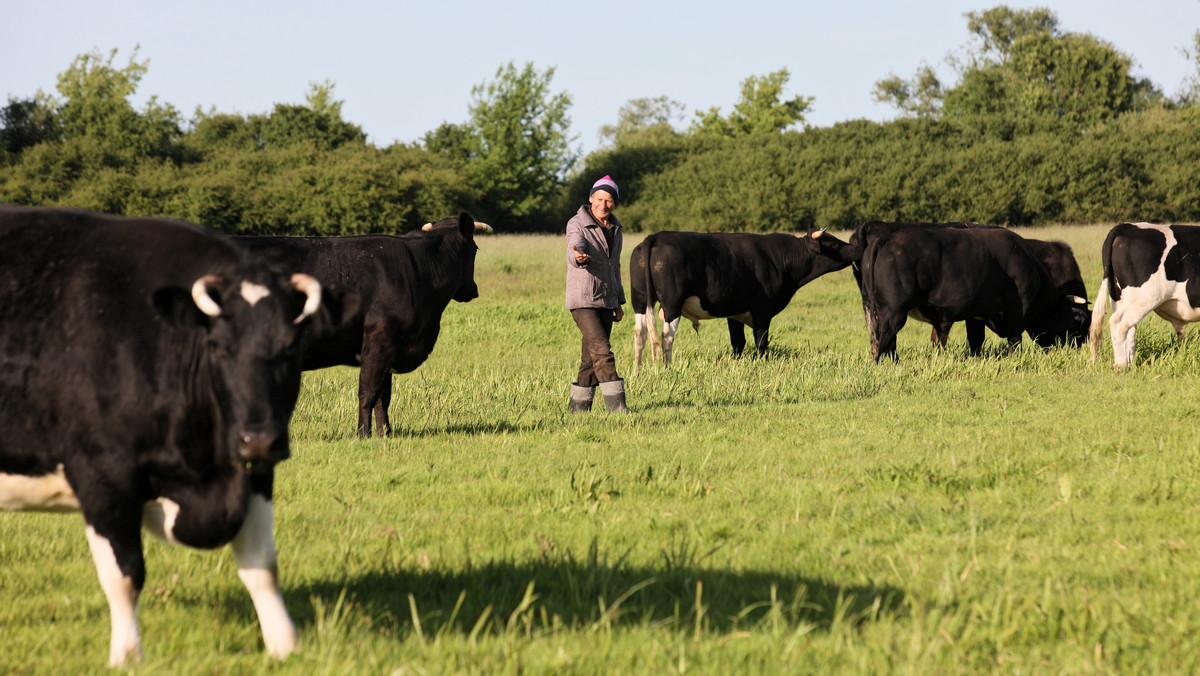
top-left (54, 46), bottom-right (181, 160)
top-left (692, 68), bottom-right (813, 137)
top-left (964, 5), bottom-right (1059, 65)
top-left (0, 94), bottom-right (61, 154)
top-left (873, 65), bottom-right (944, 118)
top-left (435, 61), bottom-right (577, 228)
top-left (249, 80), bottom-right (366, 150)
top-left (598, 96), bottom-right (685, 149)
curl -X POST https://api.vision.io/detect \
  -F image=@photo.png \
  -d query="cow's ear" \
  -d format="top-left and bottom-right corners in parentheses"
top-left (297, 285), bottom-right (361, 334)
top-left (458, 212), bottom-right (475, 239)
top-left (151, 286), bottom-right (211, 328)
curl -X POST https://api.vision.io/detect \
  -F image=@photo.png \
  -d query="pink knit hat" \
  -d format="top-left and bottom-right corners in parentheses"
top-left (589, 175), bottom-right (619, 201)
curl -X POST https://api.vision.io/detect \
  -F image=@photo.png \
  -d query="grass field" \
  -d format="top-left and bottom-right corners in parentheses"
top-left (5, 224), bottom-right (1200, 674)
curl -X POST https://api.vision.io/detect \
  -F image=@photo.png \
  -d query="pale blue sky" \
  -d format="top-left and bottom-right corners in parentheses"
top-left (4, 1), bottom-right (1198, 154)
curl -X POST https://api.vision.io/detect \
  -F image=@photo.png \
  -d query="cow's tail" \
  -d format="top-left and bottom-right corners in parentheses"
top-left (858, 238), bottom-right (884, 359)
top-left (642, 234), bottom-right (662, 361)
top-left (1088, 228), bottom-right (1119, 364)
top-left (631, 235), bottom-right (659, 369)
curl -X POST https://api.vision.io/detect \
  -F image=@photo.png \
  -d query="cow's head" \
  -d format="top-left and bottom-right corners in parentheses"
top-left (794, 229), bottom-right (862, 284)
top-left (153, 268), bottom-right (358, 473)
top-left (1031, 295), bottom-right (1091, 349)
top-left (421, 212), bottom-right (492, 303)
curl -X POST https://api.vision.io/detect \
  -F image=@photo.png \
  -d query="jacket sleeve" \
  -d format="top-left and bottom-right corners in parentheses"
top-left (566, 220), bottom-right (589, 268)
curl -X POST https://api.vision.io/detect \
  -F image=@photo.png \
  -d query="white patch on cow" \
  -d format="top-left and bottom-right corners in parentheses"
top-left (241, 281), bottom-right (271, 306)
top-left (0, 464), bottom-right (79, 512)
top-left (85, 525), bottom-right (141, 666)
top-left (1105, 223), bottom-right (1200, 367)
top-left (141, 498), bottom-right (182, 545)
top-left (681, 296), bottom-right (753, 328)
top-left (232, 494), bottom-right (298, 659)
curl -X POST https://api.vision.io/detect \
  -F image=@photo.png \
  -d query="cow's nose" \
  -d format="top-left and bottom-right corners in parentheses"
top-left (237, 429), bottom-right (284, 467)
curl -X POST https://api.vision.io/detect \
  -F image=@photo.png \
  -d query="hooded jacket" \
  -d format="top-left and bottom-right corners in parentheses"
top-left (565, 205), bottom-right (625, 310)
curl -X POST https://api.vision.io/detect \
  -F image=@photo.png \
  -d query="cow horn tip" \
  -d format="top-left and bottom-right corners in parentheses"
top-left (475, 222), bottom-right (494, 234)
top-left (421, 223), bottom-right (433, 231)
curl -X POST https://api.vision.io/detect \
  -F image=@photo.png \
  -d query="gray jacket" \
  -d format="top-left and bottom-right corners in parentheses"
top-left (565, 205), bottom-right (626, 310)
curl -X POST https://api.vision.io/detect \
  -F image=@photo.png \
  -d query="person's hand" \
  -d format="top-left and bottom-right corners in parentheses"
top-left (571, 245), bottom-right (591, 265)
top-left (614, 306), bottom-right (624, 322)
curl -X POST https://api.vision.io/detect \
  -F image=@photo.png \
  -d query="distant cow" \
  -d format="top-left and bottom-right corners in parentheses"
top-left (860, 226), bottom-right (1090, 360)
top-left (1089, 222), bottom-right (1200, 367)
top-left (0, 206), bottom-right (355, 665)
top-left (240, 213), bottom-right (490, 436)
top-left (631, 230), bottom-right (861, 366)
top-left (851, 221), bottom-right (1089, 353)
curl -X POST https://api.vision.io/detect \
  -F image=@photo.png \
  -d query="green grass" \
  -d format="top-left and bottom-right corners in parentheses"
top-left (6, 224), bottom-right (1200, 674)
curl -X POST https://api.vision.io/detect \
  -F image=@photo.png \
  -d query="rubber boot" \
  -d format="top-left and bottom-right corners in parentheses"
top-left (599, 379), bottom-right (632, 414)
top-left (569, 384), bottom-right (594, 414)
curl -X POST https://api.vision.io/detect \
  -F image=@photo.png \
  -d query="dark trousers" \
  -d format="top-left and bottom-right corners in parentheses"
top-left (571, 308), bottom-right (619, 387)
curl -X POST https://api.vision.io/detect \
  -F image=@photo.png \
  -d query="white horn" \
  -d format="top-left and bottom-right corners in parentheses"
top-left (810, 228), bottom-right (827, 240)
top-left (1068, 295), bottom-right (1088, 304)
top-left (421, 222), bottom-right (433, 231)
top-left (292, 273), bottom-right (322, 325)
top-left (191, 275), bottom-right (223, 318)
top-left (475, 221), bottom-right (494, 234)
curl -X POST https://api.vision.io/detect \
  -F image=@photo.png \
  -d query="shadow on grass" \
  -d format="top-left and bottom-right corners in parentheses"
top-left (266, 548), bottom-right (908, 638)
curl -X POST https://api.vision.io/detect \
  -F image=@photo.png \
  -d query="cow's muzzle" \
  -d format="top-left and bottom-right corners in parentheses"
top-left (237, 429), bottom-right (289, 473)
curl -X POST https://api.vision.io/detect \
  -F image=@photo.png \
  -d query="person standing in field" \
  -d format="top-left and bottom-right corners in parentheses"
top-left (565, 175), bottom-right (632, 414)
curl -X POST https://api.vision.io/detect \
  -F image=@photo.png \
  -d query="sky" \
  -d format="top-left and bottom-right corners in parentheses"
top-left (4, 1), bottom-right (1200, 156)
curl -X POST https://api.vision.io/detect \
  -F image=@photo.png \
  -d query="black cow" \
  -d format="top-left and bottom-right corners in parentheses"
top-left (0, 206), bottom-right (355, 665)
top-left (631, 230), bottom-right (861, 366)
top-left (851, 221), bottom-right (1089, 353)
top-left (239, 213), bottom-right (489, 436)
top-left (1089, 222), bottom-right (1200, 367)
top-left (860, 226), bottom-right (1090, 361)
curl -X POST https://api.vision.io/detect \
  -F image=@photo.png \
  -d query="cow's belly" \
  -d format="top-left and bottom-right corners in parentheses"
top-left (1154, 297), bottom-right (1200, 323)
top-left (681, 296), bottom-right (754, 327)
top-left (0, 465), bottom-right (80, 512)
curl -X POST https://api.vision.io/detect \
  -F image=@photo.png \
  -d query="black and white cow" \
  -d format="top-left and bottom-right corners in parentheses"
top-left (851, 221), bottom-right (1089, 353)
top-left (239, 213), bottom-right (490, 436)
top-left (859, 226), bottom-right (1090, 361)
top-left (631, 230), bottom-right (860, 366)
top-left (0, 206), bottom-right (356, 665)
top-left (1089, 222), bottom-right (1200, 367)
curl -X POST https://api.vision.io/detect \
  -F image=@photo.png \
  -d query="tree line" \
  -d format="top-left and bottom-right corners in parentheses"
top-left (3, 6), bottom-right (1200, 235)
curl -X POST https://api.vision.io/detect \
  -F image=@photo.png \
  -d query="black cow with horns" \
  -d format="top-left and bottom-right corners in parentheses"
top-left (0, 206), bottom-right (357, 665)
top-left (858, 225), bottom-right (1090, 361)
top-left (239, 213), bottom-right (491, 436)
top-left (850, 221), bottom-right (1090, 354)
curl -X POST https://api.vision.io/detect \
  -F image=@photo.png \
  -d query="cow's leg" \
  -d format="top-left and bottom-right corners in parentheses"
top-left (662, 317), bottom-right (680, 366)
top-left (751, 321), bottom-right (770, 357)
top-left (1109, 302), bottom-right (1151, 368)
top-left (356, 358), bottom-right (393, 438)
top-left (932, 323), bottom-right (951, 348)
top-left (728, 319), bottom-right (747, 357)
top-left (233, 493), bottom-right (298, 659)
top-left (84, 511), bottom-right (145, 666)
top-left (965, 320), bottom-right (986, 356)
top-left (633, 311), bottom-right (649, 369)
top-left (374, 379), bottom-right (393, 437)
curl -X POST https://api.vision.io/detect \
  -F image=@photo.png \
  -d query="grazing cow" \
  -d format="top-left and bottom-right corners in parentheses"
top-left (860, 226), bottom-right (1090, 361)
top-left (851, 221), bottom-right (1089, 353)
top-left (1089, 222), bottom-right (1200, 367)
top-left (0, 206), bottom-right (356, 665)
top-left (631, 230), bottom-right (861, 366)
top-left (239, 213), bottom-right (490, 436)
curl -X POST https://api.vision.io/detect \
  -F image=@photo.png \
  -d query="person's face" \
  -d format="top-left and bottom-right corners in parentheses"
top-left (589, 190), bottom-right (616, 220)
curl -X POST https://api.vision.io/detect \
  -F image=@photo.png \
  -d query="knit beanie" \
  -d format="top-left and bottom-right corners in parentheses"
top-left (589, 175), bottom-right (619, 201)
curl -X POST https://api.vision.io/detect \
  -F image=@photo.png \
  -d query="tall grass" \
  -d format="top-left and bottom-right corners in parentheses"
top-left (5, 224), bottom-right (1200, 674)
